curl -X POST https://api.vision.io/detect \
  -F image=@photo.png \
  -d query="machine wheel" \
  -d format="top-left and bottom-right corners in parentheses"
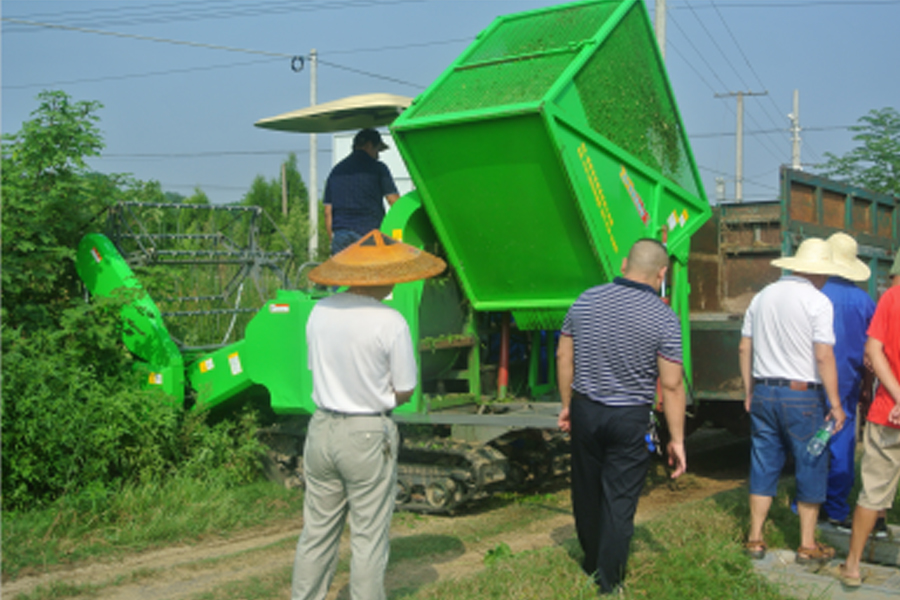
top-left (396, 480), bottom-right (411, 506)
top-left (425, 479), bottom-right (457, 510)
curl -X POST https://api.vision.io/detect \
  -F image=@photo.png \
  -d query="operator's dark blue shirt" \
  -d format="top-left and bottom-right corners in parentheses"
top-left (324, 149), bottom-right (398, 235)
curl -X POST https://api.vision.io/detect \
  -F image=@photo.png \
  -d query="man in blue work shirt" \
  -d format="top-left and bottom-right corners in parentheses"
top-left (324, 128), bottom-right (400, 255)
top-left (820, 233), bottom-right (876, 530)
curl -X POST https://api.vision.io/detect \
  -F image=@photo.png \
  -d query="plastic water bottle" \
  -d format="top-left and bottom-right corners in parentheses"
top-left (807, 420), bottom-right (835, 457)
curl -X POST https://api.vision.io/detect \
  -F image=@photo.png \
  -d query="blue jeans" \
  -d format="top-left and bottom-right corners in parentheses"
top-left (331, 229), bottom-right (362, 255)
top-left (749, 383), bottom-right (828, 503)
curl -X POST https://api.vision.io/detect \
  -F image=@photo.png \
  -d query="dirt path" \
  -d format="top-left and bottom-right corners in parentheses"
top-left (4, 433), bottom-right (749, 600)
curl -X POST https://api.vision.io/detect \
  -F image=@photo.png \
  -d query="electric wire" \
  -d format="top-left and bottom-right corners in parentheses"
top-left (708, 1), bottom-right (826, 164)
top-left (1, 18), bottom-right (295, 57)
top-left (2, 17), bottom-right (428, 90)
top-left (684, 3), bottom-right (786, 164)
top-left (673, 0), bottom-right (900, 8)
top-left (3, 0), bottom-right (423, 32)
top-left (4, 57), bottom-right (283, 90)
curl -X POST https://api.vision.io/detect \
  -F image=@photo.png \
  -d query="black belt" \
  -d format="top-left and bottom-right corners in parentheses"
top-left (754, 378), bottom-right (823, 391)
top-left (318, 406), bottom-right (392, 417)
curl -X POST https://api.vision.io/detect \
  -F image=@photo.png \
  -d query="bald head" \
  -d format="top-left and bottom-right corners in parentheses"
top-left (622, 238), bottom-right (669, 290)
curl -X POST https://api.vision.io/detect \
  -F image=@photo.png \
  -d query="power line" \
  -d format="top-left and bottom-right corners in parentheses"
top-left (672, 0), bottom-right (900, 8)
top-left (2, 17), bottom-right (428, 90)
top-left (690, 125), bottom-right (852, 139)
top-left (709, 1), bottom-right (793, 142)
top-left (3, 57), bottom-right (283, 91)
top-left (315, 57), bottom-right (423, 89)
top-left (101, 149), bottom-right (315, 159)
top-left (1, 17), bottom-right (294, 57)
top-left (3, 0), bottom-right (423, 32)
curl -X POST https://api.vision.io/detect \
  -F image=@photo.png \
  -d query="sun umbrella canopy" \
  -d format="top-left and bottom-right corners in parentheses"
top-left (254, 93), bottom-right (413, 134)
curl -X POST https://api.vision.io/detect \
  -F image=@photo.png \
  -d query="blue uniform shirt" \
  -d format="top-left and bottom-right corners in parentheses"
top-left (324, 149), bottom-right (398, 235)
top-left (821, 276), bottom-right (876, 406)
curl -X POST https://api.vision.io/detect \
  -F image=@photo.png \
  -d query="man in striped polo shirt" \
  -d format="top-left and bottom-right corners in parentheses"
top-left (557, 238), bottom-right (687, 594)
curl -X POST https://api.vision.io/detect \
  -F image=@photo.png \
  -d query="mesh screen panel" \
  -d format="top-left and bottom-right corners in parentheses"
top-left (512, 309), bottom-right (568, 332)
top-left (573, 5), bottom-right (699, 196)
top-left (412, 54), bottom-right (574, 118)
top-left (462, 2), bottom-right (617, 65)
top-left (412, 2), bottom-right (617, 119)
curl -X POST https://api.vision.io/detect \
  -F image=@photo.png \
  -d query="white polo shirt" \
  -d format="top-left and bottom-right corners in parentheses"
top-left (741, 275), bottom-right (835, 382)
top-left (306, 292), bottom-right (418, 413)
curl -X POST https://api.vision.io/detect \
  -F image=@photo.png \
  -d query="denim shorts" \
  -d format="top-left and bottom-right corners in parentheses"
top-left (749, 383), bottom-right (828, 503)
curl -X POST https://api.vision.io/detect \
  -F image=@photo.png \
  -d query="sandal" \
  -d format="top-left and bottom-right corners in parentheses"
top-left (743, 539), bottom-right (767, 559)
top-left (796, 542), bottom-right (835, 565)
top-left (831, 564), bottom-right (862, 588)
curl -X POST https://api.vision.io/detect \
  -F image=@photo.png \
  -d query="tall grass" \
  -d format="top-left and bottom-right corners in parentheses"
top-left (2, 479), bottom-right (304, 579)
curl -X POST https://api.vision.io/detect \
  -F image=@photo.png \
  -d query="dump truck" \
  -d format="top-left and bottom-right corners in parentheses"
top-left (77, 0), bottom-right (712, 512)
top-left (686, 167), bottom-right (899, 434)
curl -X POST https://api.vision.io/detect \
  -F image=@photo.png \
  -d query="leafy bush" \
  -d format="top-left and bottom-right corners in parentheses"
top-left (1, 298), bottom-right (265, 511)
top-left (1, 90), bottom-right (268, 512)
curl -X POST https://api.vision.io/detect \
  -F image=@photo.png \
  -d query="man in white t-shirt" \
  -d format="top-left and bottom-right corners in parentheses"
top-left (291, 230), bottom-right (445, 600)
top-left (738, 237), bottom-right (846, 565)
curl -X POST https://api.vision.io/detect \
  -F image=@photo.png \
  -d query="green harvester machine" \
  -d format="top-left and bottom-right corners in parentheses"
top-left (77, 0), bottom-right (711, 512)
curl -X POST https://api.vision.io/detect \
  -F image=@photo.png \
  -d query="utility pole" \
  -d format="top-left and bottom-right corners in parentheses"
top-left (655, 0), bottom-right (666, 61)
top-left (715, 90), bottom-right (767, 202)
top-left (308, 49), bottom-right (318, 262)
top-left (788, 89), bottom-right (802, 171)
top-left (281, 163), bottom-right (288, 216)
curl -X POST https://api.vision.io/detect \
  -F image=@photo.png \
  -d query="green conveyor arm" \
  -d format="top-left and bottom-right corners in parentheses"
top-left (75, 233), bottom-right (185, 403)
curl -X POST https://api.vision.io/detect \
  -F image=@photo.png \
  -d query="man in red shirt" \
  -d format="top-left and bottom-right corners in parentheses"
top-left (837, 282), bottom-right (900, 587)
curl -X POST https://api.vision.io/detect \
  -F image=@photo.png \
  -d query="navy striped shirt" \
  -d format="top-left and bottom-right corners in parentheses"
top-left (561, 277), bottom-right (682, 406)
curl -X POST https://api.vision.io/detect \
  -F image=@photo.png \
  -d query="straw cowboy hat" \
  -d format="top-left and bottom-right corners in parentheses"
top-left (771, 237), bottom-right (843, 277)
top-left (308, 230), bottom-right (446, 286)
top-left (826, 232), bottom-right (871, 282)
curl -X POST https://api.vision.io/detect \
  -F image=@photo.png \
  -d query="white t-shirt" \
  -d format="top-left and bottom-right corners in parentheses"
top-left (741, 275), bottom-right (835, 382)
top-left (306, 292), bottom-right (418, 413)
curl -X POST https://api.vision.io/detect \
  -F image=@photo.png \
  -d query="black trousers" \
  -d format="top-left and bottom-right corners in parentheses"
top-left (570, 394), bottom-right (651, 593)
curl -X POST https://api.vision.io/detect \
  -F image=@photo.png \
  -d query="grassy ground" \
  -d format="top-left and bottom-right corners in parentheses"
top-left (2, 479), bottom-right (305, 579)
top-left (6, 450), bottom-right (899, 600)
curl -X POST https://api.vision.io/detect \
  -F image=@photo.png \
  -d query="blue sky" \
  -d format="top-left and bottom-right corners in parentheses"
top-left (3, 0), bottom-right (899, 206)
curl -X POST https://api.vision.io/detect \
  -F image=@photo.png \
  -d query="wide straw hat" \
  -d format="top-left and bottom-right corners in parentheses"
top-left (826, 232), bottom-right (871, 282)
top-left (308, 230), bottom-right (446, 286)
top-left (771, 237), bottom-right (843, 277)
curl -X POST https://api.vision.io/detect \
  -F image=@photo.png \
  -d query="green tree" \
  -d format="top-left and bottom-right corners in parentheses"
top-left (1, 90), bottom-right (120, 331)
top-left (1, 91), bottom-right (266, 511)
top-left (820, 107), bottom-right (900, 196)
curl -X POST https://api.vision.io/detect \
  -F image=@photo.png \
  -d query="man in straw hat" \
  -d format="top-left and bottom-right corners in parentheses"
top-left (739, 237), bottom-right (846, 564)
top-left (818, 233), bottom-right (876, 532)
top-left (837, 245), bottom-right (900, 587)
top-left (291, 230), bottom-right (445, 600)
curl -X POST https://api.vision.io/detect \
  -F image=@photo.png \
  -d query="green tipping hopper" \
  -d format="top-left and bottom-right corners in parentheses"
top-left (391, 0), bottom-right (711, 337)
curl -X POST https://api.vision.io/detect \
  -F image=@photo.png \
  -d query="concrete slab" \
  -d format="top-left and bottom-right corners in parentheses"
top-left (754, 549), bottom-right (900, 600)
top-left (819, 522), bottom-right (900, 568)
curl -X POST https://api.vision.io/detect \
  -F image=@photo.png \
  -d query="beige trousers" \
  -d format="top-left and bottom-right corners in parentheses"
top-left (291, 410), bottom-right (399, 600)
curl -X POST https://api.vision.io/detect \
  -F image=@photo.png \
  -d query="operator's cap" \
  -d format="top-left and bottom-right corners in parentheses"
top-left (308, 230), bottom-right (446, 286)
top-left (353, 128), bottom-right (389, 151)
